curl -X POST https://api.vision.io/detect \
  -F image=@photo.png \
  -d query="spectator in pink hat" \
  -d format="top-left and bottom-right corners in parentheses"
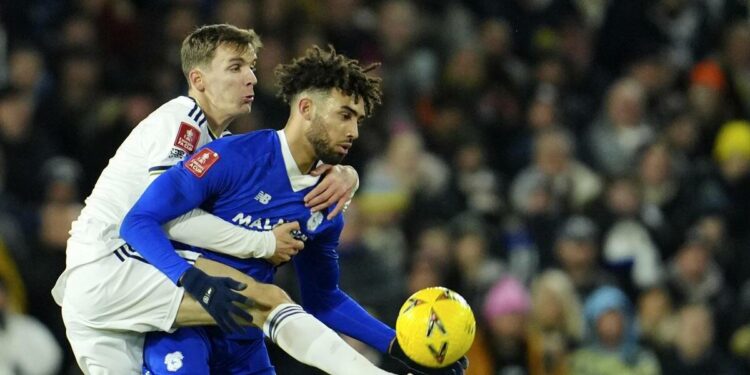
top-left (481, 276), bottom-right (534, 374)
top-left (484, 276), bottom-right (531, 319)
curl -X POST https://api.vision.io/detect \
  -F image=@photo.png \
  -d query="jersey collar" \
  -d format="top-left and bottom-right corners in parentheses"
top-left (277, 130), bottom-right (321, 192)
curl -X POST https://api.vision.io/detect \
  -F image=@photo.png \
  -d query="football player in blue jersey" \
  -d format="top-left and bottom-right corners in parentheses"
top-left (121, 46), bottom-right (467, 374)
top-left (54, 24), bottom-right (370, 374)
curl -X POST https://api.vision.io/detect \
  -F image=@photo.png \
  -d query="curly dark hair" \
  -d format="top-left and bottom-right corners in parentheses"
top-left (275, 45), bottom-right (382, 117)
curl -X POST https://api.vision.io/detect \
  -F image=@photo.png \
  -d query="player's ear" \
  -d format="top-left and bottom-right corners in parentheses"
top-left (298, 97), bottom-right (314, 122)
top-left (189, 69), bottom-right (205, 91)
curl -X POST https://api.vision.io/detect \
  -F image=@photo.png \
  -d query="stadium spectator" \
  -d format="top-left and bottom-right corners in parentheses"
top-left (481, 276), bottom-right (533, 374)
top-left (637, 286), bottom-right (678, 353)
top-left (0, 277), bottom-right (62, 374)
top-left (553, 215), bottom-right (616, 300)
top-left (586, 78), bottom-right (654, 176)
top-left (528, 270), bottom-right (584, 375)
top-left (659, 304), bottom-right (742, 374)
top-left (570, 286), bottom-right (660, 375)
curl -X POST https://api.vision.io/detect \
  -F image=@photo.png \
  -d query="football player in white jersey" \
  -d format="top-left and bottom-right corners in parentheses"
top-left (52, 24), bottom-right (369, 374)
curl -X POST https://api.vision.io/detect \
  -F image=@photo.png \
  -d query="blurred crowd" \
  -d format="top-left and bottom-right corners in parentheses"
top-left (0, 0), bottom-right (750, 374)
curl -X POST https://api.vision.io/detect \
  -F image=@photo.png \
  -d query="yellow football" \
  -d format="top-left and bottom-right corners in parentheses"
top-left (395, 287), bottom-right (476, 368)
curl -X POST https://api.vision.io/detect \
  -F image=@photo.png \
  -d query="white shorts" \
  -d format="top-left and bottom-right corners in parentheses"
top-left (60, 242), bottom-right (200, 374)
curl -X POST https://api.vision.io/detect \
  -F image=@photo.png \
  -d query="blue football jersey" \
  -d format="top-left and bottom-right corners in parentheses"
top-left (181, 129), bottom-right (345, 284)
top-left (122, 128), bottom-right (396, 360)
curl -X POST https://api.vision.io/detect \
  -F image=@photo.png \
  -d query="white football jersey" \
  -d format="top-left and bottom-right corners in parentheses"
top-left (66, 96), bottom-right (230, 268)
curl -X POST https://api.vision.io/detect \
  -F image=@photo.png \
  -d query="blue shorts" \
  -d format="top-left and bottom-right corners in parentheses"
top-left (143, 326), bottom-right (274, 374)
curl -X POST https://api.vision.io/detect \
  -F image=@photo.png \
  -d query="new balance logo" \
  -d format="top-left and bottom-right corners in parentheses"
top-left (255, 191), bottom-right (272, 204)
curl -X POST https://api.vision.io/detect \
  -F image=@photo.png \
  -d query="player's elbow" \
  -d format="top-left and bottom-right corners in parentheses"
top-left (120, 209), bottom-right (150, 241)
top-left (119, 211), bottom-right (136, 240)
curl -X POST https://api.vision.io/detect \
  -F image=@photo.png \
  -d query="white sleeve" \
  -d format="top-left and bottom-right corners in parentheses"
top-left (164, 208), bottom-right (276, 259)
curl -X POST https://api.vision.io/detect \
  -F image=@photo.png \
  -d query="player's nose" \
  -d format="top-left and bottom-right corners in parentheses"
top-left (247, 68), bottom-right (258, 86)
top-left (346, 122), bottom-right (358, 141)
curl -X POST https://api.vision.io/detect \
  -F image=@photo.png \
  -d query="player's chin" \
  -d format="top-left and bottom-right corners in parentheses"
top-left (321, 153), bottom-right (345, 165)
top-left (233, 104), bottom-right (252, 116)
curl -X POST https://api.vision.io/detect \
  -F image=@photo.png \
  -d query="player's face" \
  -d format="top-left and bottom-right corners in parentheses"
top-left (203, 43), bottom-right (258, 117)
top-left (305, 89), bottom-right (365, 165)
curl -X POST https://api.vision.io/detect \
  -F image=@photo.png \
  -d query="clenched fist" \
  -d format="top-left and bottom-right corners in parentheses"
top-left (266, 221), bottom-right (305, 265)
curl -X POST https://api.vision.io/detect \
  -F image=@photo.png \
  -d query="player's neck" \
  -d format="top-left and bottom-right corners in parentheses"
top-left (205, 114), bottom-right (231, 137)
top-left (188, 93), bottom-right (232, 135)
top-left (282, 124), bottom-right (317, 174)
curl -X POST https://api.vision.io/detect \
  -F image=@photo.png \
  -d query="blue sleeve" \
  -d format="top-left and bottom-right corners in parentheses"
top-left (293, 218), bottom-right (396, 353)
top-left (120, 147), bottom-right (234, 284)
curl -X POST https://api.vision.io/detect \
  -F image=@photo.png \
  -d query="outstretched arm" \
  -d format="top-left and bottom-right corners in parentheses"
top-left (293, 223), bottom-right (467, 375)
top-left (292, 223), bottom-right (395, 353)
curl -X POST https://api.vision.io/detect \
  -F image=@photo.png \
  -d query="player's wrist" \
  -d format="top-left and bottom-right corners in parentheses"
top-left (388, 338), bottom-right (420, 368)
top-left (172, 262), bottom-right (196, 286)
top-left (388, 338), bottom-right (465, 375)
top-left (179, 266), bottom-right (201, 288)
top-left (260, 231), bottom-right (276, 259)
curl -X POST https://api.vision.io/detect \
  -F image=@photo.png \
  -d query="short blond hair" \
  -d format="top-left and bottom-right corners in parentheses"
top-left (180, 24), bottom-right (262, 80)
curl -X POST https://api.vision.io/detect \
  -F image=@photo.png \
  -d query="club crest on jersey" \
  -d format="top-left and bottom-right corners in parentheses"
top-left (186, 148), bottom-right (219, 178)
top-left (164, 351), bottom-right (184, 371)
top-left (174, 122), bottom-right (200, 153)
top-left (307, 210), bottom-right (324, 232)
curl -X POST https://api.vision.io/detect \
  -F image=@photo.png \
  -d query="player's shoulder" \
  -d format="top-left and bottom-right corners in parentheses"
top-left (234, 128), bottom-right (278, 144)
top-left (198, 129), bottom-right (276, 161)
top-left (210, 129), bottom-right (277, 153)
top-left (140, 96), bottom-right (204, 130)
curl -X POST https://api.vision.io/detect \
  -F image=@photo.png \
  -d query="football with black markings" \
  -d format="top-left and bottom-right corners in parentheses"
top-left (395, 287), bottom-right (476, 368)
